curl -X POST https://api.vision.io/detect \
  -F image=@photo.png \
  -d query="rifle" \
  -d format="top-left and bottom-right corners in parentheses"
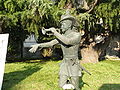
top-left (79, 64), bottom-right (91, 75)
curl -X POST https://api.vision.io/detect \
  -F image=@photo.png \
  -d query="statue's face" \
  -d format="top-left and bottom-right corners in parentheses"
top-left (61, 19), bottom-right (72, 32)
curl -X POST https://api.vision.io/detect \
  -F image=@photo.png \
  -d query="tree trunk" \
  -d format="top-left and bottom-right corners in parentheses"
top-left (0, 21), bottom-right (2, 33)
top-left (80, 42), bottom-right (99, 63)
top-left (80, 34), bottom-right (120, 63)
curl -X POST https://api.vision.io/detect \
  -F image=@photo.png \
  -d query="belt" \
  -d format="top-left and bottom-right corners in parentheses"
top-left (63, 55), bottom-right (78, 59)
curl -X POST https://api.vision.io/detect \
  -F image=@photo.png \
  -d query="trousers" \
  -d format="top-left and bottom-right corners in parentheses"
top-left (59, 75), bottom-right (80, 90)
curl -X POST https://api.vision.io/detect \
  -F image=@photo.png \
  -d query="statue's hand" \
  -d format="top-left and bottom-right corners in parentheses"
top-left (49, 27), bottom-right (56, 33)
top-left (29, 44), bottom-right (40, 53)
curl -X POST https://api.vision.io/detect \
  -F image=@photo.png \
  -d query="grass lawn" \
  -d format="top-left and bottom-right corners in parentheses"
top-left (2, 60), bottom-right (120, 90)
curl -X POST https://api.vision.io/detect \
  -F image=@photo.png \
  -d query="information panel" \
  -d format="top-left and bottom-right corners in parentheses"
top-left (0, 34), bottom-right (9, 90)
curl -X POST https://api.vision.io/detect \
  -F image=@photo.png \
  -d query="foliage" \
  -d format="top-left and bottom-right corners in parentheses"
top-left (94, 0), bottom-right (120, 33)
top-left (0, 0), bottom-right (118, 35)
top-left (0, 0), bottom-right (30, 56)
top-left (21, 0), bottom-right (65, 37)
top-left (1, 0), bottom-right (119, 35)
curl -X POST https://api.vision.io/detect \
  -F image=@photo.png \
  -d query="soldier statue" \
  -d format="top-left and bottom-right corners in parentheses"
top-left (29, 12), bottom-right (82, 90)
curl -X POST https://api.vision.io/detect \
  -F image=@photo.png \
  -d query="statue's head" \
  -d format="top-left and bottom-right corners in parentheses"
top-left (60, 14), bottom-right (77, 32)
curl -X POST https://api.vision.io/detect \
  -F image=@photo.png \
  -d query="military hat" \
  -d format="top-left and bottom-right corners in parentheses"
top-left (60, 10), bottom-right (79, 27)
top-left (60, 15), bottom-right (80, 28)
top-left (60, 14), bottom-right (76, 22)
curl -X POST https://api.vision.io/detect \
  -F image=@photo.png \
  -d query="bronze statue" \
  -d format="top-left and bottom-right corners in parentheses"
top-left (29, 12), bottom-right (81, 90)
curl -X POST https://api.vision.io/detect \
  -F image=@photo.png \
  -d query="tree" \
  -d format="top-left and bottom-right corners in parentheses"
top-left (0, 0), bottom-right (29, 58)
top-left (0, 0), bottom-right (119, 61)
top-left (78, 0), bottom-right (120, 63)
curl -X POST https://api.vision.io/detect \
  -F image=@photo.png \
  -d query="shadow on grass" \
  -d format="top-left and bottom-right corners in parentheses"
top-left (99, 84), bottom-right (120, 90)
top-left (2, 65), bottom-right (42, 90)
top-left (7, 56), bottom-right (62, 64)
top-left (79, 72), bottom-right (90, 89)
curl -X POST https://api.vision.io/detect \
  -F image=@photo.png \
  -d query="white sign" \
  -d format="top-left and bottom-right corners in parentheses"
top-left (0, 34), bottom-right (9, 90)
